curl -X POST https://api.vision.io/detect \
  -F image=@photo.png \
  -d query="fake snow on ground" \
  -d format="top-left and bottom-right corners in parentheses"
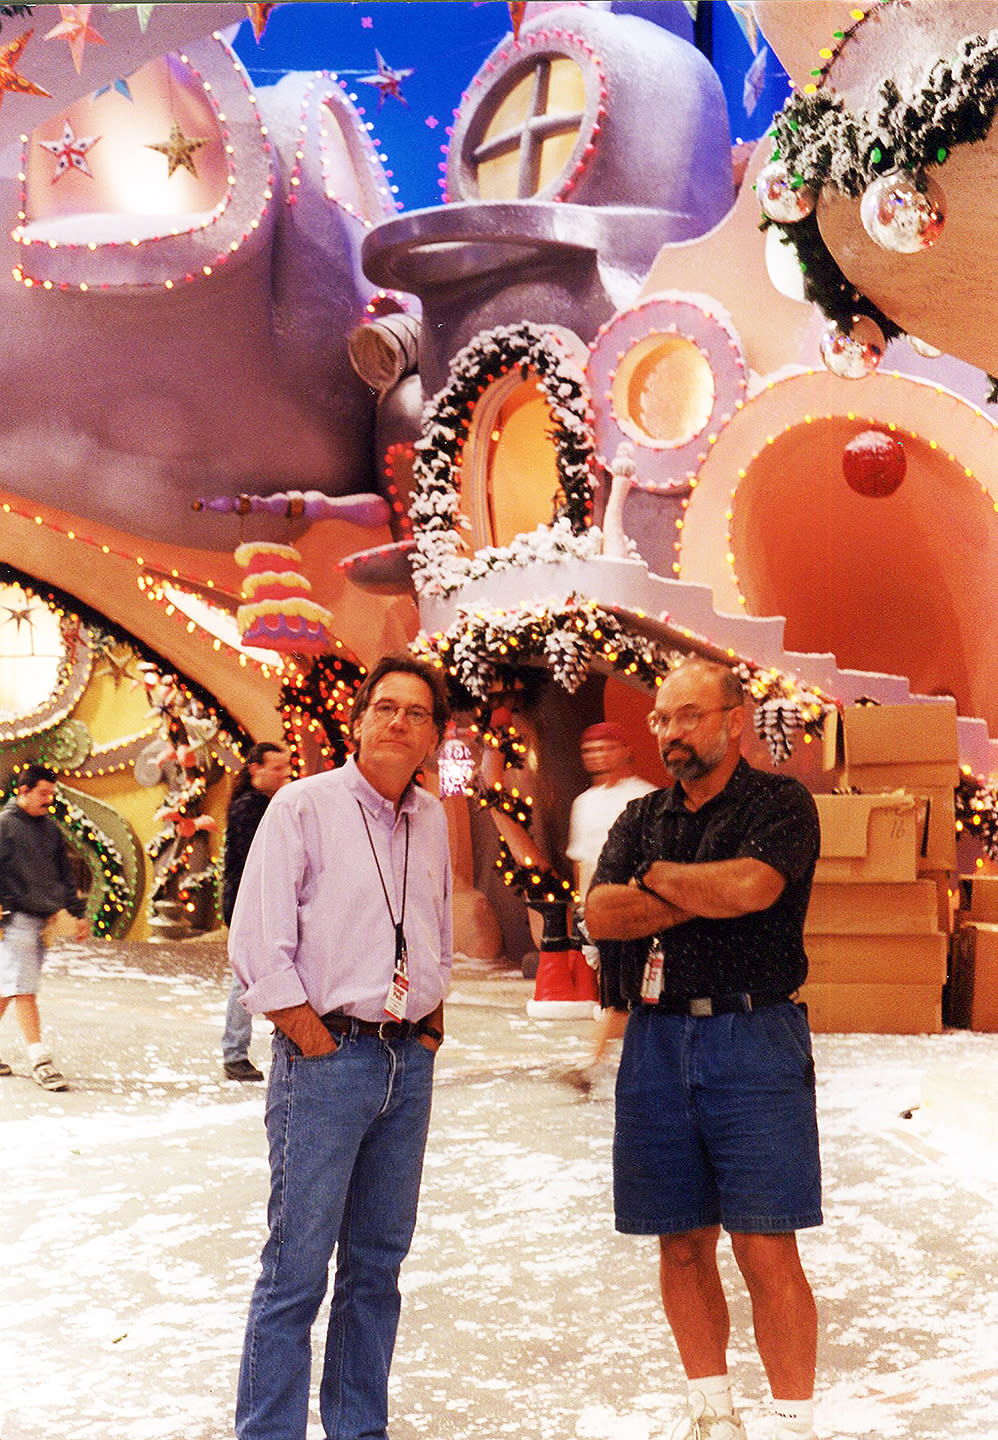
top-left (1, 942), bottom-right (997, 1440)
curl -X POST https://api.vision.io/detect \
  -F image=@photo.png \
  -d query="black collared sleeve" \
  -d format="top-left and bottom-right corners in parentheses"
top-left (589, 795), bottom-right (658, 1010)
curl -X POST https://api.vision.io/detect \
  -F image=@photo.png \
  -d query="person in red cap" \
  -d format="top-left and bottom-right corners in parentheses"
top-left (565, 720), bottom-right (654, 1089)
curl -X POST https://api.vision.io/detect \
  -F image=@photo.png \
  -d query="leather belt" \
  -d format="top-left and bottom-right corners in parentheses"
top-left (649, 992), bottom-right (790, 1017)
top-left (320, 1012), bottom-right (416, 1041)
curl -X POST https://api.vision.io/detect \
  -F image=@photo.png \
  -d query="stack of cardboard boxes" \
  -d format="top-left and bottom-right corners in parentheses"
top-left (800, 702), bottom-right (959, 1033)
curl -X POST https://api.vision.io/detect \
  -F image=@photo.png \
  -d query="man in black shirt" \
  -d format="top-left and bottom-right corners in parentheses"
top-left (220, 743), bottom-right (290, 1081)
top-left (587, 659), bottom-right (821, 1440)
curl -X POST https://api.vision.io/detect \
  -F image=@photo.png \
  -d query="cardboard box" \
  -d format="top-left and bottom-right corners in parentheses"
top-left (813, 792), bottom-right (919, 884)
top-left (799, 981), bottom-right (943, 1034)
top-left (804, 932), bottom-right (948, 986)
top-left (821, 707), bottom-right (842, 773)
top-left (833, 783), bottom-right (956, 873)
top-left (923, 869), bottom-right (957, 934)
top-left (959, 874), bottom-right (998, 923)
top-left (841, 700), bottom-right (959, 770)
top-left (947, 922), bottom-right (998, 1031)
top-left (805, 881), bottom-right (940, 935)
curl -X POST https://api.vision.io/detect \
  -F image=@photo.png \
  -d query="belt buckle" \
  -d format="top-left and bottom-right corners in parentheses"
top-left (689, 997), bottom-right (713, 1017)
top-left (377, 1020), bottom-right (401, 1040)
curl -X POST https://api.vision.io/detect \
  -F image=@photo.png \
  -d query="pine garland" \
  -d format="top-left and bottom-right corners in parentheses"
top-left (50, 792), bottom-right (131, 939)
top-left (956, 771), bottom-right (998, 860)
top-left (764, 25), bottom-right (998, 370)
top-left (413, 594), bottom-right (672, 701)
top-left (410, 322), bottom-right (597, 597)
top-left (414, 598), bottom-right (831, 764)
top-left (278, 652), bottom-right (365, 773)
top-left (494, 839), bottom-right (576, 906)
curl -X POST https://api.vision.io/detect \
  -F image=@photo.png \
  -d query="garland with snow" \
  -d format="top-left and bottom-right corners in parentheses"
top-left (764, 23), bottom-right (998, 374)
top-left (50, 791), bottom-right (131, 939)
top-left (414, 596), bottom-right (831, 765)
top-left (410, 322), bottom-right (597, 597)
top-left (413, 594), bottom-right (672, 701)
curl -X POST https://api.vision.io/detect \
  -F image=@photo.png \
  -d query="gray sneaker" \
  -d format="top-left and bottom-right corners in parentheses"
top-left (670, 1393), bottom-right (747, 1440)
top-left (32, 1059), bottom-right (69, 1092)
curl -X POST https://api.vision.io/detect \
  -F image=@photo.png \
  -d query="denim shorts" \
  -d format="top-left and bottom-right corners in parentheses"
top-left (613, 1002), bottom-right (822, 1236)
top-left (0, 913), bottom-right (46, 997)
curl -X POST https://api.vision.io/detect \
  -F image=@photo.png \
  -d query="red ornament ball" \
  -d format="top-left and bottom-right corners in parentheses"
top-left (842, 430), bottom-right (907, 497)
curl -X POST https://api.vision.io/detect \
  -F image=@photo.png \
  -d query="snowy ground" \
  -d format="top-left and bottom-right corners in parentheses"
top-left (2, 940), bottom-right (998, 1440)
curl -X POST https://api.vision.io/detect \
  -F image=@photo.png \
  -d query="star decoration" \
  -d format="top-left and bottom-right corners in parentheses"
top-left (245, 4), bottom-right (275, 41)
top-left (107, 4), bottom-right (156, 33)
top-left (0, 30), bottom-right (53, 110)
top-left (44, 5), bottom-right (107, 77)
top-left (0, 597), bottom-right (36, 636)
top-left (357, 49), bottom-right (414, 107)
top-left (94, 77), bottom-right (134, 102)
top-left (94, 643), bottom-right (137, 690)
top-left (146, 121), bottom-right (208, 178)
top-left (508, 2), bottom-right (526, 39)
top-left (728, 0), bottom-right (760, 54)
top-left (39, 120), bottom-right (101, 181)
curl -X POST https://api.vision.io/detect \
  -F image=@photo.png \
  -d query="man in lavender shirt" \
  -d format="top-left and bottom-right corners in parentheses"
top-left (229, 655), bottom-right (452, 1440)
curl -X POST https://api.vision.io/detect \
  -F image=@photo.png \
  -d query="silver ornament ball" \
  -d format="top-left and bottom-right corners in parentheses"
top-left (819, 315), bottom-right (886, 380)
top-left (859, 169), bottom-right (945, 254)
top-left (756, 161), bottom-right (816, 224)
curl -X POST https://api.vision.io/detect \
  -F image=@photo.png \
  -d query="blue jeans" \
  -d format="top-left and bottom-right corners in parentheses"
top-left (236, 1028), bottom-right (436, 1440)
top-left (614, 1003), bottom-right (822, 1235)
top-left (222, 972), bottom-right (253, 1063)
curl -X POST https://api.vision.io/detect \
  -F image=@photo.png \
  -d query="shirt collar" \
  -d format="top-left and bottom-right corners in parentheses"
top-left (342, 753), bottom-right (421, 820)
top-left (663, 755), bottom-right (751, 813)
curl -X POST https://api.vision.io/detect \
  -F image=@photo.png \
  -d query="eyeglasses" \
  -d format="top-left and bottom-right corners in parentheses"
top-left (369, 698), bottom-right (435, 728)
top-left (646, 704), bottom-right (738, 736)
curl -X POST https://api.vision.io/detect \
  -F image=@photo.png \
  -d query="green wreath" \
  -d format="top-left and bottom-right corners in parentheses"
top-left (410, 322), bottom-right (596, 596)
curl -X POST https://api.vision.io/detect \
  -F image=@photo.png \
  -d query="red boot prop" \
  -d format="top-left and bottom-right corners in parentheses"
top-left (526, 902), bottom-right (600, 1019)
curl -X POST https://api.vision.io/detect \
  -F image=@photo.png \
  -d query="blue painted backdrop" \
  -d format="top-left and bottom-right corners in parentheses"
top-left (232, 1), bottom-right (790, 213)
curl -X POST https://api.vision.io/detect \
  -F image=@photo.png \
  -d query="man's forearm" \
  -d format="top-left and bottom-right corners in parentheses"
top-left (586, 881), bottom-right (691, 941)
top-left (266, 1001), bottom-right (338, 1056)
top-left (641, 857), bottom-right (785, 918)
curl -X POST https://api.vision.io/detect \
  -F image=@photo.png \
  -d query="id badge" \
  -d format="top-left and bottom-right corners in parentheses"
top-left (640, 937), bottom-right (664, 1004)
top-left (385, 968), bottom-right (410, 1021)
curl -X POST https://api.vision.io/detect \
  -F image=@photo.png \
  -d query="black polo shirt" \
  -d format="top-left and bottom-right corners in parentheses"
top-left (590, 758), bottom-right (820, 1006)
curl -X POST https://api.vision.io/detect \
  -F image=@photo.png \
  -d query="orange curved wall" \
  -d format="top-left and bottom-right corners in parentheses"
top-left (730, 418), bottom-right (998, 730)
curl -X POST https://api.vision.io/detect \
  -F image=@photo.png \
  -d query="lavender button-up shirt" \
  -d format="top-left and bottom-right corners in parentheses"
top-left (229, 755), bottom-right (452, 1023)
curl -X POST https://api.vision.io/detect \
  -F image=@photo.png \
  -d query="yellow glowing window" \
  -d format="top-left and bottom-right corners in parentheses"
top-left (472, 57), bottom-right (586, 199)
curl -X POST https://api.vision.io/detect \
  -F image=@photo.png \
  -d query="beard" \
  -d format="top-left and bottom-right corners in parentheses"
top-left (662, 724), bottom-right (729, 784)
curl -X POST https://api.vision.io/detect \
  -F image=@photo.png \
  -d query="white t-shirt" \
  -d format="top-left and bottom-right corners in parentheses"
top-left (566, 775), bottom-right (657, 897)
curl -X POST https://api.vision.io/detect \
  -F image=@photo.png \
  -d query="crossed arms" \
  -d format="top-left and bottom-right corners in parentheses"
top-left (585, 857), bottom-right (786, 941)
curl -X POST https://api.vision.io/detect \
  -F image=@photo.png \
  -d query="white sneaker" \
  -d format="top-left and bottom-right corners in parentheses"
top-left (32, 1058), bottom-right (69, 1092)
top-left (670, 1392), bottom-right (747, 1440)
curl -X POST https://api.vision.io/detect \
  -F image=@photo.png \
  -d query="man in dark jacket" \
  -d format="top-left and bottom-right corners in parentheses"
top-left (220, 743), bottom-right (290, 1080)
top-left (0, 764), bottom-right (89, 1091)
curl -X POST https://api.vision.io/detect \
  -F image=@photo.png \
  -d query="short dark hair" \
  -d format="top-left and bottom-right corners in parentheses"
top-left (19, 762), bottom-right (57, 792)
top-left (229, 742), bottom-right (285, 807)
top-left (351, 655), bottom-right (450, 738)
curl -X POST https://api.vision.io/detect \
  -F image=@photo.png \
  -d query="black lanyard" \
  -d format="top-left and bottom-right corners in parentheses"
top-left (357, 802), bottom-right (410, 969)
